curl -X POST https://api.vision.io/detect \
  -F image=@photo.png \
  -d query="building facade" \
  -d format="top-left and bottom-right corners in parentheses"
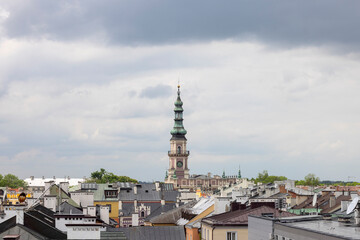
top-left (165, 86), bottom-right (239, 191)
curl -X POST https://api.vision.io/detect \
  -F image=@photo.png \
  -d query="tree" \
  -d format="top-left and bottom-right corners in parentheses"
top-left (254, 170), bottom-right (287, 184)
top-left (0, 174), bottom-right (27, 188)
top-left (88, 169), bottom-right (138, 184)
top-left (304, 173), bottom-right (320, 186)
top-left (91, 168), bottom-right (106, 181)
top-left (296, 173), bottom-right (320, 186)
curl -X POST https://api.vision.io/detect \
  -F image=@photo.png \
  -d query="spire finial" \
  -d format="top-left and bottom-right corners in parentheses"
top-left (178, 73), bottom-right (181, 89)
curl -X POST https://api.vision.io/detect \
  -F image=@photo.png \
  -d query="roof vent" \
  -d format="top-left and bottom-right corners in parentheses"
top-left (322, 213), bottom-right (332, 220)
top-left (261, 213), bottom-right (274, 218)
top-left (338, 215), bottom-right (351, 223)
top-left (3, 235), bottom-right (20, 240)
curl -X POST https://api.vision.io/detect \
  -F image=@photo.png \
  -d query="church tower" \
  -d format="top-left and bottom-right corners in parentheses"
top-left (167, 85), bottom-right (190, 181)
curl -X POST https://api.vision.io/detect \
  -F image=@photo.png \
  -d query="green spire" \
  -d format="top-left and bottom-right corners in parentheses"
top-left (173, 171), bottom-right (177, 179)
top-left (238, 165), bottom-right (241, 179)
top-left (222, 170), bottom-right (226, 178)
top-left (165, 170), bottom-right (168, 179)
top-left (170, 85), bottom-right (187, 140)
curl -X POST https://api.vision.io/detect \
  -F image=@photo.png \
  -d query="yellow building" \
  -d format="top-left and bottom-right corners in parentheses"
top-left (93, 200), bottom-right (119, 220)
top-left (201, 205), bottom-right (296, 240)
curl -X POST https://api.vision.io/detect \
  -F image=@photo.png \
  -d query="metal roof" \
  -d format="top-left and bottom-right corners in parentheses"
top-left (108, 226), bottom-right (185, 240)
top-left (278, 219), bottom-right (360, 239)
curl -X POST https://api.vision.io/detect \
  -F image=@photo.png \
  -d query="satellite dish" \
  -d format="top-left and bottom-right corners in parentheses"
top-left (312, 194), bottom-right (318, 207)
top-left (346, 196), bottom-right (359, 215)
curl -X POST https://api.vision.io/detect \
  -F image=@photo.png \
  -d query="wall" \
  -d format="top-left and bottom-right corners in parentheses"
top-left (44, 196), bottom-right (57, 212)
top-left (70, 192), bottom-right (94, 207)
top-left (201, 224), bottom-right (247, 240)
top-left (55, 216), bottom-right (96, 232)
top-left (248, 215), bottom-right (274, 240)
top-left (94, 201), bottom-right (119, 219)
top-left (67, 225), bottom-right (102, 239)
top-left (186, 227), bottom-right (200, 240)
top-left (1, 206), bottom-right (26, 224)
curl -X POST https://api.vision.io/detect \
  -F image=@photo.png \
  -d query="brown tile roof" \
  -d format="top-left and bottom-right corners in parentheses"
top-left (202, 206), bottom-right (296, 226)
top-left (293, 192), bottom-right (332, 209)
top-left (321, 195), bottom-right (351, 213)
top-left (292, 192), bottom-right (351, 214)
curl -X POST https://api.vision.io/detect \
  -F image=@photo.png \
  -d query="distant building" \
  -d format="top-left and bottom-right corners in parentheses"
top-left (24, 176), bottom-right (85, 187)
top-left (165, 86), bottom-right (239, 190)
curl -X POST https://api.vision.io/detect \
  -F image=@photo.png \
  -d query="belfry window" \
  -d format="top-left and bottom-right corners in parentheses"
top-left (177, 146), bottom-right (181, 154)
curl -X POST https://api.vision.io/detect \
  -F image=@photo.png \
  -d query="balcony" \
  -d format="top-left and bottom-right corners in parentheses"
top-left (168, 151), bottom-right (190, 157)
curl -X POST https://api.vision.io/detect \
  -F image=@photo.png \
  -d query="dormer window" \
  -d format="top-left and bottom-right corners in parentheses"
top-left (105, 190), bottom-right (118, 198)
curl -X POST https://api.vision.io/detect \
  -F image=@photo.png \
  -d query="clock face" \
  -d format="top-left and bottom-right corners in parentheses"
top-left (177, 161), bottom-right (183, 168)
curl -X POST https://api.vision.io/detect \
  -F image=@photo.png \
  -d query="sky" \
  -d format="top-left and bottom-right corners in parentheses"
top-left (1, 1), bottom-right (360, 182)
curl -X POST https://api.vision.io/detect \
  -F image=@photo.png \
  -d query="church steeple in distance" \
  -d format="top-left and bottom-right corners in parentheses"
top-left (170, 85), bottom-right (187, 140)
top-left (166, 84), bottom-right (190, 181)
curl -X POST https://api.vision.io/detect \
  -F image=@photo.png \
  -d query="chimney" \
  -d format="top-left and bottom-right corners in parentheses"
top-left (329, 195), bottom-right (336, 208)
top-left (155, 182), bottom-right (160, 191)
top-left (134, 186), bottom-right (137, 195)
top-left (119, 201), bottom-right (123, 210)
top-left (53, 176), bottom-right (56, 180)
top-left (100, 206), bottom-right (110, 224)
top-left (279, 185), bottom-right (287, 194)
top-left (161, 199), bottom-right (165, 206)
top-left (44, 181), bottom-right (54, 196)
top-left (60, 182), bottom-right (69, 194)
top-left (134, 200), bottom-right (138, 209)
top-left (30, 176), bottom-right (34, 180)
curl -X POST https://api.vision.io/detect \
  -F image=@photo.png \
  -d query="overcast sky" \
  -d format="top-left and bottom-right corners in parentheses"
top-left (1, 1), bottom-right (360, 182)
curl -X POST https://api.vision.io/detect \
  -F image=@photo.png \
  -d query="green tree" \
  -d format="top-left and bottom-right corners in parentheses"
top-left (0, 174), bottom-right (27, 188)
top-left (304, 173), bottom-right (320, 186)
top-left (91, 168), bottom-right (106, 180)
top-left (88, 169), bottom-right (138, 184)
top-left (254, 170), bottom-right (287, 184)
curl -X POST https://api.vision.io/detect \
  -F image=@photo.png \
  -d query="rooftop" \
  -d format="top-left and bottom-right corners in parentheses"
top-left (203, 205), bottom-right (296, 226)
top-left (278, 219), bottom-right (360, 239)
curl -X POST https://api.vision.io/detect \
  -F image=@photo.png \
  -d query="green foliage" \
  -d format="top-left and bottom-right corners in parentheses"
top-left (88, 169), bottom-right (138, 184)
top-left (295, 173), bottom-right (320, 186)
top-left (254, 170), bottom-right (287, 184)
top-left (346, 182), bottom-right (360, 186)
top-left (0, 174), bottom-right (27, 188)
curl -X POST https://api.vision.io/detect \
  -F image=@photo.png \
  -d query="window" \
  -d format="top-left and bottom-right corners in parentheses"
top-left (141, 211), bottom-right (145, 217)
top-left (227, 231), bottom-right (237, 240)
top-left (177, 146), bottom-right (181, 154)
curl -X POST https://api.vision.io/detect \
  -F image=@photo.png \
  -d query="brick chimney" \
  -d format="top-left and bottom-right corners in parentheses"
top-left (279, 184), bottom-right (287, 194)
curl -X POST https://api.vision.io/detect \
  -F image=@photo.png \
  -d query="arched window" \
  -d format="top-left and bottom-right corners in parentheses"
top-left (141, 211), bottom-right (145, 217)
top-left (177, 146), bottom-right (181, 154)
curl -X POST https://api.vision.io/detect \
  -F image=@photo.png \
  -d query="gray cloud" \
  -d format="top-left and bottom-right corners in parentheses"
top-left (140, 84), bottom-right (172, 99)
top-left (2, 0), bottom-right (360, 50)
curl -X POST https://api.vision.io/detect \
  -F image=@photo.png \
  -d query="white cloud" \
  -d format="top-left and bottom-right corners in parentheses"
top-left (0, 38), bottom-right (360, 181)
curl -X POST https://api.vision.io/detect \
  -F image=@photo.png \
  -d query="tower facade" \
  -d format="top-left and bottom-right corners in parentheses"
top-left (167, 85), bottom-right (190, 181)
